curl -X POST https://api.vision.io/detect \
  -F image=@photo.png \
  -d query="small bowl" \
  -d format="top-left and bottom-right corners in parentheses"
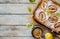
top-left (32, 27), bottom-right (43, 39)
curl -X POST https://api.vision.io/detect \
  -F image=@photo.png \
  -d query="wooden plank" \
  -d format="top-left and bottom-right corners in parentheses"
top-left (0, 15), bottom-right (38, 25)
top-left (0, 26), bottom-right (47, 31)
top-left (0, 37), bottom-right (34, 39)
top-left (0, 4), bottom-right (35, 14)
top-left (0, 26), bottom-right (59, 39)
top-left (0, 0), bottom-right (38, 3)
top-left (0, 26), bottom-right (50, 37)
top-left (0, 26), bottom-right (32, 36)
top-left (0, 37), bottom-right (59, 39)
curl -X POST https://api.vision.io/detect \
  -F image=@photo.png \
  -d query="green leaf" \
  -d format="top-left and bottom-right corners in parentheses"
top-left (55, 12), bottom-right (60, 16)
top-left (27, 6), bottom-right (32, 12)
top-left (29, 0), bottom-right (35, 3)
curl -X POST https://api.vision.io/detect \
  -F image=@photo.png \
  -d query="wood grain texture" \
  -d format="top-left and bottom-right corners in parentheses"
top-left (0, 37), bottom-right (59, 39)
top-left (0, 4), bottom-right (35, 14)
top-left (0, 26), bottom-right (59, 39)
top-left (0, 15), bottom-right (38, 25)
top-left (0, 0), bottom-right (59, 39)
top-left (0, 37), bottom-right (34, 39)
top-left (0, 26), bottom-right (32, 36)
top-left (0, 25), bottom-right (51, 37)
top-left (0, 0), bottom-right (38, 3)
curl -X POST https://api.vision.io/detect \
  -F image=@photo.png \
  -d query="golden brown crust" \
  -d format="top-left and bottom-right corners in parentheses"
top-left (54, 22), bottom-right (60, 28)
top-left (51, 0), bottom-right (60, 6)
top-left (33, 0), bottom-right (52, 32)
top-left (48, 5), bottom-right (57, 13)
top-left (48, 16), bottom-right (58, 23)
top-left (32, 0), bottom-right (42, 14)
top-left (33, 0), bottom-right (60, 35)
top-left (53, 22), bottom-right (60, 34)
top-left (39, 11), bottom-right (46, 21)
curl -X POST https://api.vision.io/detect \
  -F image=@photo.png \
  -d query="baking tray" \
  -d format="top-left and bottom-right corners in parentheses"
top-left (33, 0), bottom-right (60, 36)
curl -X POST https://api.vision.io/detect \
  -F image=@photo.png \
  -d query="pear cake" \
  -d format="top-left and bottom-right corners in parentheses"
top-left (33, 0), bottom-right (60, 35)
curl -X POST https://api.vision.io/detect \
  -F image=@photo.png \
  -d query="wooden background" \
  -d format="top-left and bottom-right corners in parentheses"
top-left (0, 0), bottom-right (59, 39)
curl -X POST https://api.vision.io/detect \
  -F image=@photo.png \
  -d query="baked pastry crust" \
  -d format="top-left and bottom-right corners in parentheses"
top-left (33, 0), bottom-right (60, 36)
top-left (52, 0), bottom-right (60, 6)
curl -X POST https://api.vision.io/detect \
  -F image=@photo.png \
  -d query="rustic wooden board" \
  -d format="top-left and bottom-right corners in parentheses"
top-left (0, 0), bottom-right (38, 3)
top-left (0, 0), bottom-right (59, 39)
top-left (0, 4), bottom-right (35, 14)
top-left (0, 37), bottom-right (59, 39)
top-left (0, 26), bottom-right (59, 39)
top-left (0, 37), bottom-right (34, 39)
top-left (0, 25), bottom-right (51, 37)
top-left (0, 26), bottom-right (32, 36)
top-left (0, 15), bottom-right (38, 25)
top-left (0, 25), bottom-right (53, 37)
top-left (0, 25), bottom-right (48, 31)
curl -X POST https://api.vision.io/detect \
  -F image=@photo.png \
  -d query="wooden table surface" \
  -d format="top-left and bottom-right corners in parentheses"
top-left (0, 0), bottom-right (59, 39)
